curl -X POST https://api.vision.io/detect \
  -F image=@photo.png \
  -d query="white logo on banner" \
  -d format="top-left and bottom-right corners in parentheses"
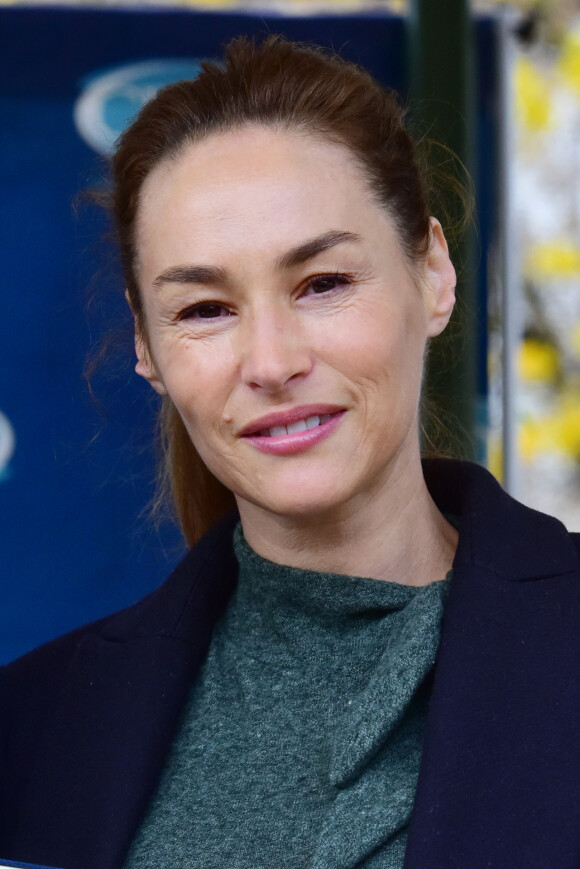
top-left (0, 410), bottom-right (15, 479)
top-left (74, 59), bottom-right (204, 156)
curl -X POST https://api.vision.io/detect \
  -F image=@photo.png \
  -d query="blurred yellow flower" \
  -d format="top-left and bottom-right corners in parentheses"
top-left (519, 416), bottom-right (557, 462)
top-left (558, 394), bottom-right (580, 457)
top-left (515, 56), bottom-right (552, 131)
top-left (519, 393), bottom-right (580, 462)
top-left (572, 322), bottom-right (580, 358)
top-left (559, 31), bottom-right (580, 94)
top-left (487, 433), bottom-right (503, 483)
top-left (518, 339), bottom-right (560, 383)
top-left (525, 239), bottom-right (580, 278)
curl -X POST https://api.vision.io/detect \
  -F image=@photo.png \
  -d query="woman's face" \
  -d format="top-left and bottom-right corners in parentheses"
top-left (134, 126), bottom-right (455, 522)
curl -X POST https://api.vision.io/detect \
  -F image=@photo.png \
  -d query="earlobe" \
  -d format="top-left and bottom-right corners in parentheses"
top-left (134, 330), bottom-right (168, 396)
top-left (424, 217), bottom-right (456, 338)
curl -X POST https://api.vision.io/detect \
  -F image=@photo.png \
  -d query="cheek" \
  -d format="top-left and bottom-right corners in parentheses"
top-left (325, 307), bottom-right (420, 381)
top-left (327, 307), bottom-right (427, 426)
top-left (157, 342), bottom-right (236, 440)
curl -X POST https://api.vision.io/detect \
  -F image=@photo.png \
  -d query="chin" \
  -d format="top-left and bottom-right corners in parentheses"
top-left (238, 476), bottom-right (359, 523)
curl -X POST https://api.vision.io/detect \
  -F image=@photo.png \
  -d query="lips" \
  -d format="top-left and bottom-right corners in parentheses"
top-left (240, 405), bottom-right (344, 438)
top-left (240, 407), bottom-right (345, 456)
top-left (259, 413), bottom-right (333, 438)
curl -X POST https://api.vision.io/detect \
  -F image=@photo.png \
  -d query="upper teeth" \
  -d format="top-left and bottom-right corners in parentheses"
top-left (262, 414), bottom-right (332, 437)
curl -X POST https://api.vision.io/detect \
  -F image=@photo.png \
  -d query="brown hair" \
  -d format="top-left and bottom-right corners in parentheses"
top-left (112, 35), bottom-right (435, 545)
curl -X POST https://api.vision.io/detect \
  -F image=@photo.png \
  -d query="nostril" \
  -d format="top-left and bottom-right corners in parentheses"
top-left (240, 344), bottom-right (313, 393)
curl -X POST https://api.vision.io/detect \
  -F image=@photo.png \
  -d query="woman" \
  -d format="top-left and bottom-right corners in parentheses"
top-left (2, 35), bottom-right (580, 869)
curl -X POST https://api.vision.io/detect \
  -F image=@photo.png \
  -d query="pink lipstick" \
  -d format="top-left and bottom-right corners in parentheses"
top-left (240, 405), bottom-right (345, 455)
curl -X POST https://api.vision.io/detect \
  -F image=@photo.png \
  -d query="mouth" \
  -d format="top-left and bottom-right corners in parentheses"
top-left (239, 406), bottom-right (345, 456)
top-left (240, 405), bottom-right (345, 438)
top-left (256, 413), bottom-right (334, 438)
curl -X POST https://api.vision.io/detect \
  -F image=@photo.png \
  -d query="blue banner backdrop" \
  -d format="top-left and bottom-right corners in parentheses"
top-left (0, 7), bottom-right (496, 663)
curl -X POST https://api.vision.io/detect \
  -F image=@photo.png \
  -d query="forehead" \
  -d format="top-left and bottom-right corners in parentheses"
top-left (139, 126), bottom-right (370, 218)
top-left (135, 125), bottom-right (396, 271)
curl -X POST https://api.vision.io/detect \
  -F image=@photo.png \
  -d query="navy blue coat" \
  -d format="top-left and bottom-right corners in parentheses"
top-left (1, 460), bottom-right (580, 869)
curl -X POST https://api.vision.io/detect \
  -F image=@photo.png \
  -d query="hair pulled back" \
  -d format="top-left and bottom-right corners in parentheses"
top-left (112, 35), bottom-right (432, 545)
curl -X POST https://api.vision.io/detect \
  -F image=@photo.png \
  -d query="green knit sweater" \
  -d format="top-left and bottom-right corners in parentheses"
top-left (124, 526), bottom-right (450, 869)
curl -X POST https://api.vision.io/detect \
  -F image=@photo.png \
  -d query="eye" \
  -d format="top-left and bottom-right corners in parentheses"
top-left (177, 301), bottom-right (232, 321)
top-left (303, 273), bottom-right (351, 295)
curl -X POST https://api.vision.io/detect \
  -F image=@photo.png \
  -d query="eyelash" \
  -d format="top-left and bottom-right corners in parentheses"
top-left (175, 272), bottom-right (352, 322)
top-left (176, 302), bottom-right (232, 321)
top-left (303, 272), bottom-right (352, 295)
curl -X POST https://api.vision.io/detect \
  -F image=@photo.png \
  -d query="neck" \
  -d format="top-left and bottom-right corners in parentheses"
top-left (237, 453), bottom-right (458, 587)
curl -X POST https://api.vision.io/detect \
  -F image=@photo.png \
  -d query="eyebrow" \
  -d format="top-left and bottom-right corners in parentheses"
top-left (275, 230), bottom-right (362, 269)
top-left (152, 264), bottom-right (229, 289)
top-left (152, 229), bottom-right (361, 290)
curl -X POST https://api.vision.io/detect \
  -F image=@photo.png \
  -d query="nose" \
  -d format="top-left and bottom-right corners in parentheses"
top-left (238, 305), bottom-right (313, 394)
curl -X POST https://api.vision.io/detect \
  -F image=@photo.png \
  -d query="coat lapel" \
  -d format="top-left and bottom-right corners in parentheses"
top-left (404, 461), bottom-right (580, 868)
top-left (11, 513), bottom-right (239, 869)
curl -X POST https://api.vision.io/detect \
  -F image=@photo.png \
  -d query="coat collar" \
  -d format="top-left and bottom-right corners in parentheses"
top-left (12, 461), bottom-right (580, 869)
top-left (406, 460), bottom-right (580, 868)
top-left (423, 458), bottom-right (578, 580)
top-left (11, 512), bottom-right (240, 869)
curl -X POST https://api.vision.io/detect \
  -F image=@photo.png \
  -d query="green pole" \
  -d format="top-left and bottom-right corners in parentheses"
top-left (407, 0), bottom-right (479, 461)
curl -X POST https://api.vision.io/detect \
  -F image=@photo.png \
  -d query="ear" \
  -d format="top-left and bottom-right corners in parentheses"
top-left (423, 217), bottom-right (456, 338)
top-left (125, 289), bottom-right (167, 396)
